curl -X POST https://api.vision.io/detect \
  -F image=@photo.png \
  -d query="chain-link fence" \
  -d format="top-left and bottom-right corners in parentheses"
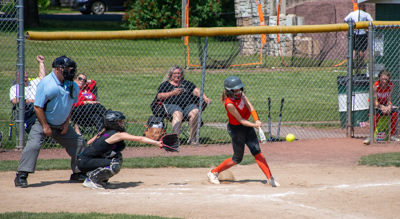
top-left (2, 14), bottom-right (400, 148)
top-left (23, 29), bottom-right (350, 148)
top-left (367, 25), bottom-right (400, 144)
top-left (0, 0), bottom-right (20, 148)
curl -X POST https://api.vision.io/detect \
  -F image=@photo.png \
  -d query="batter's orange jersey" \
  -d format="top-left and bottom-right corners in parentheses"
top-left (224, 97), bottom-right (250, 125)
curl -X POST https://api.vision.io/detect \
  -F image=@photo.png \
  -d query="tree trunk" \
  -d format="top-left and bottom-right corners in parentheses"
top-left (24, 0), bottom-right (39, 28)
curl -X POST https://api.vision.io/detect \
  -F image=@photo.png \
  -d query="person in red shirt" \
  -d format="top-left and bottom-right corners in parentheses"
top-left (207, 76), bottom-right (279, 187)
top-left (71, 73), bottom-right (107, 135)
top-left (364, 70), bottom-right (399, 144)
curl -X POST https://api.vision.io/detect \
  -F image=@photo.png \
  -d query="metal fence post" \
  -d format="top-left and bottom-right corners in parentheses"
top-left (195, 37), bottom-right (208, 145)
top-left (368, 22), bottom-right (374, 143)
top-left (16, 0), bottom-right (25, 149)
top-left (346, 20), bottom-right (354, 137)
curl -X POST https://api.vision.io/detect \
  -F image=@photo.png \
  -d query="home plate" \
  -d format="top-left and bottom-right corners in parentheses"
top-left (219, 170), bottom-right (235, 184)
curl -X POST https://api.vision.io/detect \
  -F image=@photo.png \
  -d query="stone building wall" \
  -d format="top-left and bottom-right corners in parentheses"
top-left (234, 0), bottom-right (317, 58)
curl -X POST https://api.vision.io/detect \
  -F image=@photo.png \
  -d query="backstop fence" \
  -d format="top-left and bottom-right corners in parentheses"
top-left (1, 10), bottom-right (400, 148)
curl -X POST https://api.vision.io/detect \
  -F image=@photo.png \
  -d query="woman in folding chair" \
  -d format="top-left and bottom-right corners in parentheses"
top-left (156, 65), bottom-right (211, 144)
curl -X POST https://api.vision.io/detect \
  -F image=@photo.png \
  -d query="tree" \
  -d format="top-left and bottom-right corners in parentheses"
top-left (124, 0), bottom-right (223, 30)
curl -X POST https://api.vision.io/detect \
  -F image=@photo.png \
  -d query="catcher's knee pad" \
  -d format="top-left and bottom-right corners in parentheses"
top-left (110, 158), bottom-right (122, 174)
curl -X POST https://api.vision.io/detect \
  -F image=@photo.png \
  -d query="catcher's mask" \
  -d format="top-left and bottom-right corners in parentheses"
top-left (224, 76), bottom-right (244, 99)
top-left (104, 110), bottom-right (126, 132)
top-left (52, 55), bottom-right (77, 81)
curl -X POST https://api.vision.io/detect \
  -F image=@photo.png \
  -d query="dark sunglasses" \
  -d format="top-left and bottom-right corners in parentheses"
top-left (77, 77), bottom-right (87, 82)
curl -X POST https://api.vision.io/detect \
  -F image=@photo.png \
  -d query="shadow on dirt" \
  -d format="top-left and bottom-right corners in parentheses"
top-left (220, 179), bottom-right (268, 184)
top-left (27, 180), bottom-right (143, 189)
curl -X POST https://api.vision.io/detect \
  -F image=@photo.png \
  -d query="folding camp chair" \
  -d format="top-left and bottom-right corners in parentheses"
top-left (149, 96), bottom-right (207, 143)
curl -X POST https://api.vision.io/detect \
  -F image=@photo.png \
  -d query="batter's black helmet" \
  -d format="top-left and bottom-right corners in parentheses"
top-left (224, 76), bottom-right (244, 96)
top-left (104, 110), bottom-right (126, 132)
top-left (224, 76), bottom-right (244, 90)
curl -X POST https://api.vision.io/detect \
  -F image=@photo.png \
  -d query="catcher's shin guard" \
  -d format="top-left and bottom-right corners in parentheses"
top-left (109, 158), bottom-right (122, 174)
top-left (88, 159), bottom-right (122, 183)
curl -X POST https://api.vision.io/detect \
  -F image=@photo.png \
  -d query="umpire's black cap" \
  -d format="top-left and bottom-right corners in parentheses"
top-left (52, 55), bottom-right (76, 69)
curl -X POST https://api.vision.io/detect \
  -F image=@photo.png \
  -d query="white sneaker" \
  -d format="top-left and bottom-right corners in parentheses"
top-left (390, 136), bottom-right (400, 142)
top-left (363, 137), bottom-right (371, 145)
top-left (207, 171), bottom-right (220, 184)
top-left (267, 177), bottom-right (280, 187)
top-left (83, 178), bottom-right (104, 189)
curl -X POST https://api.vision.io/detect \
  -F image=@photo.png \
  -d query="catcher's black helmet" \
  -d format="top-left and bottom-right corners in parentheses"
top-left (104, 110), bottom-right (126, 132)
top-left (224, 76), bottom-right (244, 97)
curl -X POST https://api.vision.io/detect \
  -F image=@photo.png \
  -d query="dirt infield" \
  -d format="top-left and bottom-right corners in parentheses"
top-left (1, 138), bottom-right (400, 218)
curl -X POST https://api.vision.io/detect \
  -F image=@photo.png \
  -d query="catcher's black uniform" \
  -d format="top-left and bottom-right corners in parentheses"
top-left (77, 129), bottom-right (125, 173)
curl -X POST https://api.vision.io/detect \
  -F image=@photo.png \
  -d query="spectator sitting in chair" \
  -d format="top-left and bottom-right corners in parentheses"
top-left (71, 73), bottom-right (107, 135)
top-left (156, 65), bottom-right (211, 144)
top-left (9, 55), bottom-right (46, 133)
top-left (364, 70), bottom-right (399, 144)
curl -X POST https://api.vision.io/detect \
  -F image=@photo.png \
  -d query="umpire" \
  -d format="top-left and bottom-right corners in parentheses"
top-left (14, 56), bottom-right (87, 188)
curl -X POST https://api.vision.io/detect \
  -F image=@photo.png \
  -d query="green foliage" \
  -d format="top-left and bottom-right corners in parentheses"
top-left (124, 0), bottom-right (182, 30)
top-left (38, 0), bottom-right (51, 11)
top-left (0, 2), bottom-right (14, 13)
top-left (124, 0), bottom-right (223, 30)
top-left (359, 152), bottom-right (400, 167)
top-left (189, 0), bottom-right (222, 27)
top-left (0, 212), bottom-right (178, 219)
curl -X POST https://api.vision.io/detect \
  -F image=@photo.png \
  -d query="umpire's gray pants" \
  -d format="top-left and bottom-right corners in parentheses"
top-left (17, 119), bottom-right (86, 173)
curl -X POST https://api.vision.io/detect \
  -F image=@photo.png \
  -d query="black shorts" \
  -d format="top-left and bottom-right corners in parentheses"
top-left (227, 124), bottom-right (261, 163)
top-left (77, 155), bottom-right (112, 172)
top-left (354, 34), bottom-right (368, 52)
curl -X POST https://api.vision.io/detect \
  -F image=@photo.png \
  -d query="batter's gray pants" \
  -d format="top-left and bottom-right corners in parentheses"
top-left (17, 119), bottom-right (86, 173)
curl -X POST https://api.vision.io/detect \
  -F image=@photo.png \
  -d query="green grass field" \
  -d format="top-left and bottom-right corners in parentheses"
top-left (0, 14), bottom-right (353, 148)
top-left (0, 12), bottom-right (397, 219)
top-left (0, 31), bottom-right (350, 147)
top-left (1, 152), bottom-right (399, 172)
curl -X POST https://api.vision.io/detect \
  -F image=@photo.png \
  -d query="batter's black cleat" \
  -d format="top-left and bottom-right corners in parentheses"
top-left (14, 172), bottom-right (28, 188)
top-left (69, 172), bottom-right (86, 183)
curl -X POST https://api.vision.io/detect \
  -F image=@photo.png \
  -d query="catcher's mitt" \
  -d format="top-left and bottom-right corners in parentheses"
top-left (160, 134), bottom-right (180, 152)
top-left (144, 125), bottom-right (165, 141)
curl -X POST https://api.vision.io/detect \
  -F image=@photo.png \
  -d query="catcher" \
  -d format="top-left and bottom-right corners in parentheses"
top-left (77, 110), bottom-right (179, 189)
top-left (207, 76), bottom-right (279, 187)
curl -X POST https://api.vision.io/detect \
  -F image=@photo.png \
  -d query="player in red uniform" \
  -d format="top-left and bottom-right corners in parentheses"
top-left (207, 76), bottom-right (279, 187)
top-left (364, 70), bottom-right (399, 144)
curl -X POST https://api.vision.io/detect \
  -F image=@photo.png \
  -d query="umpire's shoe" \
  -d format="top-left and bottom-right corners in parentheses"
top-left (14, 171), bottom-right (28, 188)
top-left (69, 172), bottom-right (86, 183)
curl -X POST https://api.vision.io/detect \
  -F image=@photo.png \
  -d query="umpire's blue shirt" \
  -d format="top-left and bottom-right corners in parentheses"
top-left (34, 72), bottom-right (79, 126)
